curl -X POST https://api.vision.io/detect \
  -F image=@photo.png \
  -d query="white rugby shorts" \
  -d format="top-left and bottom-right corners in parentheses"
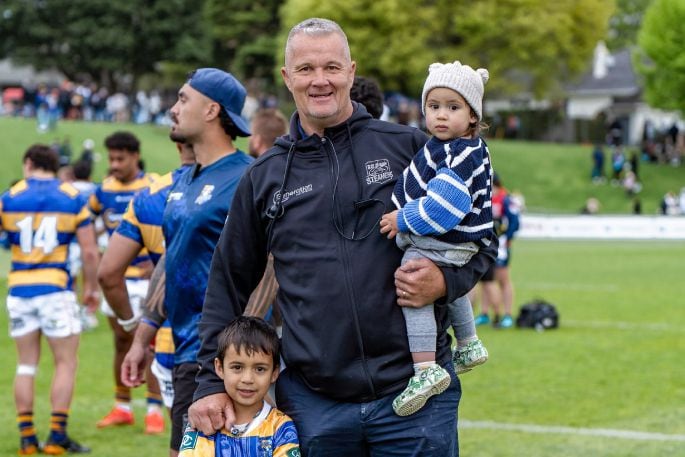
top-left (151, 358), bottom-right (174, 409)
top-left (7, 290), bottom-right (81, 338)
top-left (100, 279), bottom-right (150, 318)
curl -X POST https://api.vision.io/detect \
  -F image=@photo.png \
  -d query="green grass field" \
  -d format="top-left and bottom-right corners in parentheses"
top-left (0, 239), bottom-right (683, 456)
top-left (2, 116), bottom-right (685, 215)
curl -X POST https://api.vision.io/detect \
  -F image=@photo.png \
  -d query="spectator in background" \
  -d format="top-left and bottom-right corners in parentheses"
top-left (581, 197), bottom-right (601, 215)
top-left (661, 191), bottom-right (679, 215)
top-left (475, 174), bottom-right (520, 329)
top-left (610, 146), bottom-right (625, 185)
top-left (248, 108), bottom-right (288, 159)
top-left (350, 75), bottom-right (384, 119)
top-left (591, 143), bottom-right (605, 183)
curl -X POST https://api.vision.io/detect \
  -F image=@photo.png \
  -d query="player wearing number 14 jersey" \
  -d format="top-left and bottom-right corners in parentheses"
top-left (1, 145), bottom-right (99, 455)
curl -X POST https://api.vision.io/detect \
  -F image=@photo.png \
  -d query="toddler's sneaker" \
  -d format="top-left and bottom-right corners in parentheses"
top-left (42, 435), bottom-right (90, 455)
top-left (453, 339), bottom-right (488, 374)
top-left (474, 313), bottom-right (490, 326)
top-left (18, 436), bottom-right (40, 456)
top-left (392, 364), bottom-right (451, 416)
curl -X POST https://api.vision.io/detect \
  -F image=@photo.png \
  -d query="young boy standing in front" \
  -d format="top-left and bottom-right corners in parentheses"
top-left (179, 317), bottom-right (299, 456)
top-left (380, 61), bottom-right (493, 416)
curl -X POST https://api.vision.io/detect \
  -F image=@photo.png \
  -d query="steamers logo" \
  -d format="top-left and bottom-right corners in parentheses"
top-left (365, 159), bottom-right (393, 185)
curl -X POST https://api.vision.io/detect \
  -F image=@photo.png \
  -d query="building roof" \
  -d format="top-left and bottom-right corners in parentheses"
top-left (566, 45), bottom-right (640, 98)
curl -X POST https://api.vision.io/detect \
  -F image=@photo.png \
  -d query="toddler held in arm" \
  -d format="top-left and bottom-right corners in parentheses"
top-left (380, 61), bottom-right (494, 417)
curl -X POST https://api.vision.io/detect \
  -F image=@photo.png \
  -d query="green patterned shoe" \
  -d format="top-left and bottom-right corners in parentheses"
top-left (392, 364), bottom-right (451, 416)
top-left (453, 339), bottom-right (488, 374)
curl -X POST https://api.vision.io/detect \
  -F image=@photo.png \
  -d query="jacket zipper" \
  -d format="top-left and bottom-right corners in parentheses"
top-left (322, 137), bottom-right (376, 398)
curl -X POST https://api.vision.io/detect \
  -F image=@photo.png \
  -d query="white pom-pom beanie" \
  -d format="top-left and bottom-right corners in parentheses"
top-left (421, 61), bottom-right (489, 120)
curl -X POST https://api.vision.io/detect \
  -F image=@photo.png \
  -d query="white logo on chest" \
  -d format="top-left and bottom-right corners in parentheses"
top-left (195, 185), bottom-right (215, 205)
top-left (365, 159), bottom-right (393, 185)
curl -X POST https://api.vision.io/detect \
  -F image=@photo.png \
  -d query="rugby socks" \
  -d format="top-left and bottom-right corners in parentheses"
top-left (146, 392), bottom-right (163, 414)
top-left (17, 411), bottom-right (38, 443)
top-left (115, 386), bottom-right (132, 411)
top-left (48, 410), bottom-right (69, 442)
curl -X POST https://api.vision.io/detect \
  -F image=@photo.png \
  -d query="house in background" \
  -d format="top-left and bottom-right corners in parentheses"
top-left (484, 42), bottom-right (683, 146)
top-left (565, 41), bottom-right (681, 146)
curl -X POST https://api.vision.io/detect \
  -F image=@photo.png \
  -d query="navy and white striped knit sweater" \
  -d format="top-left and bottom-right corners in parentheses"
top-left (392, 135), bottom-right (493, 245)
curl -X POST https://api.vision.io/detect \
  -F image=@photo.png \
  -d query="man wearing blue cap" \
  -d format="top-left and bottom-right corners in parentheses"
top-left (119, 68), bottom-right (253, 457)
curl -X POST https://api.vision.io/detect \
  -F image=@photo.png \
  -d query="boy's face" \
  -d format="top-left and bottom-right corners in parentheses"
top-left (215, 345), bottom-right (278, 413)
top-left (424, 87), bottom-right (477, 141)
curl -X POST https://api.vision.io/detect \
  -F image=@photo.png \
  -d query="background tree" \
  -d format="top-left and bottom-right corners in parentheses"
top-left (636, 0), bottom-right (685, 114)
top-left (279, 0), bottom-right (614, 99)
top-left (204, 0), bottom-right (282, 92)
top-left (606, 0), bottom-right (652, 50)
top-left (0, 0), bottom-right (210, 90)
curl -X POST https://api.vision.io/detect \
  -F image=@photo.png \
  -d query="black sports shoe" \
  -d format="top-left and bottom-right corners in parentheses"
top-left (43, 435), bottom-right (91, 455)
top-left (18, 436), bottom-right (40, 455)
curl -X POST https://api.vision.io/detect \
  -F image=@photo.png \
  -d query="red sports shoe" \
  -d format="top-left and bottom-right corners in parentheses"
top-left (96, 407), bottom-right (134, 428)
top-left (144, 410), bottom-right (165, 435)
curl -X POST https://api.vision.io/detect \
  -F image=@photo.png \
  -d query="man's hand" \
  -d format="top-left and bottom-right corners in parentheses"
top-left (121, 341), bottom-right (147, 387)
top-left (82, 288), bottom-right (100, 310)
top-left (188, 393), bottom-right (235, 436)
top-left (121, 322), bottom-right (158, 387)
top-left (379, 210), bottom-right (400, 239)
top-left (394, 257), bottom-right (446, 308)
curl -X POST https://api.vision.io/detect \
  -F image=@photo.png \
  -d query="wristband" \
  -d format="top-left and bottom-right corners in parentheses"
top-left (117, 312), bottom-right (141, 332)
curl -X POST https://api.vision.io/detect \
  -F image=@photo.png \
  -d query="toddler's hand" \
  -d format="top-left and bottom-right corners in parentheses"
top-left (380, 210), bottom-right (399, 239)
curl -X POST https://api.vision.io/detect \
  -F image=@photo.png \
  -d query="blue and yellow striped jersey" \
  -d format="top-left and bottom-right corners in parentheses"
top-left (179, 403), bottom-right (299, 457)
top-left (0, 178), bottom-right (91, 298)
top-left (117, 166), bottom-right (191, 265)
top-left (89, 171), bottom-right (157, 279)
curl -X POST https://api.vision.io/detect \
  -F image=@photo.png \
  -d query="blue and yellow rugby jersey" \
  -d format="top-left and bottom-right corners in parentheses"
top-left (179, 403), bottom-right (299, 457)
top-left (0, 178), bottom-right (91, 298)
top-left (89, 171), bottom-right (157, 279)
top-left (116, 165), bottom-right (192, 369)
top-left (117, 166), bottom-right (191, 265)
top-left (164, 151), bottom-right (252, 365)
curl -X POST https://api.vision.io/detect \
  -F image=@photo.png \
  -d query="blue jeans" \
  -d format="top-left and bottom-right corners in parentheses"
top-left (275, 363), bottom-right (461, 456)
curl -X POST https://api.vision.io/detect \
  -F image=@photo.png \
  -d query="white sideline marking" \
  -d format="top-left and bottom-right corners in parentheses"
top-left (523, 282), bottom-right (619, 292)
top-left (563, 320), bottom-right (684, 333)
top-left (460, 420), bottom-right (685, 442)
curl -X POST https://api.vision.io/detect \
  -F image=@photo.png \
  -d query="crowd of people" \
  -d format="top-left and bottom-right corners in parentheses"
top-left (1, 17), bottom-right (533, 457)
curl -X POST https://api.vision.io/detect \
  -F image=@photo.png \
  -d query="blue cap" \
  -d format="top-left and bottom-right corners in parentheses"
top-left (188, 68), bottom-right (251, 137)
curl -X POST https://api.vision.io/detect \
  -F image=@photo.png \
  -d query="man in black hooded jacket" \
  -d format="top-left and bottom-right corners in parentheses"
top-left (189, 18), bottom-right (496, 456)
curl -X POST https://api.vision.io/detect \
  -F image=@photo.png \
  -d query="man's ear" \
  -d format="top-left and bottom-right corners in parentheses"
top-left (214, 357), bottom-right (225, 380)
top-left (281, 67), bottom-right (292, 92)
top-left (206, 101), bottom-right (221, 122)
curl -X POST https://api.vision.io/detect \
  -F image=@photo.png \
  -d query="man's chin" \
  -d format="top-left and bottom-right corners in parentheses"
top-left (169, 131), bottom-right (186, 143)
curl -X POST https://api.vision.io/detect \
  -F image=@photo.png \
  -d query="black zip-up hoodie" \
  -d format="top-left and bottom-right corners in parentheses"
top-left (196, 103), bottom-right (496, 402)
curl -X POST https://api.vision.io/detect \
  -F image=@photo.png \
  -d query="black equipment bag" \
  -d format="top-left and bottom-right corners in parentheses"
top-left (516, 300), bottom-right (559, 330)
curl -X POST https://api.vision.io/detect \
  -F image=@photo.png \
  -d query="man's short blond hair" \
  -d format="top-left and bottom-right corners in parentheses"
top-left (285, 18), bottom-right (351, 66)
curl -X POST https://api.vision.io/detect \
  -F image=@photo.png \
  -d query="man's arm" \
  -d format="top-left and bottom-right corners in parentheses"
top-left (76, 223), bottom-right (100, 309)
top-left (243, 254), bottom-right (278, 318)
top-left (97, 232), bottom-right (141, 322)
top-left (142, 254), bottom-right (166, 325)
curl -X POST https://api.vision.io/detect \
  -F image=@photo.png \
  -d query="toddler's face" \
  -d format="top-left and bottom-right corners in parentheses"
top-left (424, 88), bottom-right (477, 141)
